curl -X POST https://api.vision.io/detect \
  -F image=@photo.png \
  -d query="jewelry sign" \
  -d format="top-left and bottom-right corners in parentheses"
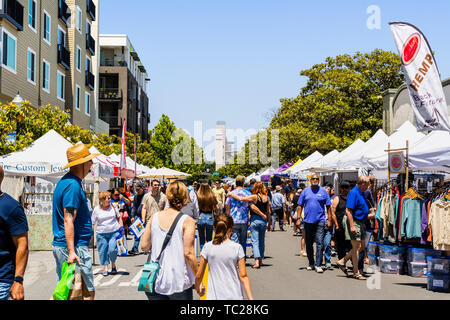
top-left (390, 22), bottom-right (450, 132)
top-left (389, 152), bottom-right (406, 174)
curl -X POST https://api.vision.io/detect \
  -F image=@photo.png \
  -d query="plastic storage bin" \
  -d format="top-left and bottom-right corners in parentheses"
top-left (426, 274), bottom-right (450, 293)
top-left (407, 248), bottom-right (441, 263)
top-left (368, 254), bottom-right (378, 266)
top-left (427, 257), bottom-right (450, 275)
top-left (379, 244), bottom-right (406, 261)
top-left (379, 258), bottom-right (405, 274)
top-left (408, 262), bottom-right (427, 278)
top-left (368, 242), bottom-right (379, 256)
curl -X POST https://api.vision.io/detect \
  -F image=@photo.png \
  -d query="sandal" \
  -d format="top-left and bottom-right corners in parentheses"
top-left (353, 273), bottom-right (367, 280)
top-left (252, 265), bottom-right (260, 269)
top-left (110, 267), bottom-right (117, 275)
top-left (336, 262), bottom-right (348, 276)
top-left (102, 270), bottom-right (109, 276)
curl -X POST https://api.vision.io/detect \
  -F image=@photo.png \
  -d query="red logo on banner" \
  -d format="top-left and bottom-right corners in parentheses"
top-left (402, 33), bottom-right (421, 65)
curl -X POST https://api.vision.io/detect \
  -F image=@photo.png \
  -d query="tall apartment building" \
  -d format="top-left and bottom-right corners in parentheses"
top-left (0, 0), bottom-right (108, 134)
top-left (215, 121), bottom-right (235, 170)
top-left (98, 34), bottom-right (150, 139)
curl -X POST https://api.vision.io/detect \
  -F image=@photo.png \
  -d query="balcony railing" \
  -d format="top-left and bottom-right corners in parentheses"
top-left (57, 44), bottom-right (70, 70)
top-left (99, 115), bottom-right (120, 127)
top-left (87, 0), bottom-right (96, 21)
top-left (100, 57), bottom-right (127, 67)
top-left (85, 70), bottom-right (95, 91)
top-left (99, 88), bottom-right (122, 101)
top-left (1, 0), bottom-right (24, 31)
top-left (58, 0), bottom-right (71, 26)
top-left (86, 34), bottom-right (95, 55)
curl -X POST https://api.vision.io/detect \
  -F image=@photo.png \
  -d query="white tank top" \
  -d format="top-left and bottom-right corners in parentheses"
top-left (151, 212), bottom-right (195, 295)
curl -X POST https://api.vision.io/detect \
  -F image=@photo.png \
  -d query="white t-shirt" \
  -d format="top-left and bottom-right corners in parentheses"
top-left (201, 240), bottom-right (245, 300)
top-left (91, 205), bottom-right (121, 234)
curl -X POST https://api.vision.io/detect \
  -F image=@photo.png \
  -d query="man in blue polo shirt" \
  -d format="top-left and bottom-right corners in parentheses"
top-left (336, 176), bottom-right (370, 280)
top-left (296, 174), bottom-right (331, 273)
top-left (52, 143), bottom-right (99, 300)
top-left (0, 166), bottom-right (29, 300)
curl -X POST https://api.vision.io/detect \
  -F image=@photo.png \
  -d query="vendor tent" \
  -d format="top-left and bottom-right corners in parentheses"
top-left (261, 162), bottom-right (294, 181)
top-left (287, 151), bottom-right (324, 177)
top-left (309, 150), bottom-right (340, 172)
top-left (253, 166), bottom-right (275, 181)
top-left (0, 130), bottom-right (72, 176)
top-left (88, 146), bottom-right (116, 179)
top-left (337, 129), bottom-right (388, 171)
top-left (322, 139), bottom-right (365, 171)
top-left (138, 167), bottom-right (191, 179)
top-left (367, 121), bottom-right (425, 170)
top-left (408, 130), bottom-right (450, 172)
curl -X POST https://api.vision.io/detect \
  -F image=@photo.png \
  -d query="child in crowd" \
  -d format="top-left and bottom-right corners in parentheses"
top-left (195, 214), bottom-right (254, 300)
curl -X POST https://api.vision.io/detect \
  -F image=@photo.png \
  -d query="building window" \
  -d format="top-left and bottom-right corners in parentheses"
top-left (85, 56), bottom-right (91, 72)
top-left (75, 85), bottom-right (81, 110)
top-left (57, 71), bottom-right (65, 101)
top-left (76, 46), bottom-right (81, 71)
top-left (85, 92), bottom-right (90, 115)
top-left (76, 7), bottom-right (82, 33)
top-left (2, 30), bottom-right (17, 73)
top-left (43, 11), bottom-right (51, 44)
top-left (42, 60), bottom-right (50, 92)
top-left (58, 27), bottom-right (66, 47)
top-left (27, 48), bottom-right (36, 84)
top-left (28, 0), bottom-right (37, 31)
top-left (86, 20), bottom-right (91, 36)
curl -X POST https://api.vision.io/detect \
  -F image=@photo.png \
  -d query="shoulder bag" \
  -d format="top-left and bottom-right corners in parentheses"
top-left (138, 212), bottom-right (184, 293)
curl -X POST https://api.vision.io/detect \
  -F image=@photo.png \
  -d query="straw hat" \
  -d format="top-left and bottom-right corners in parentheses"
top-left (62, 143), bottom-right (100, 170)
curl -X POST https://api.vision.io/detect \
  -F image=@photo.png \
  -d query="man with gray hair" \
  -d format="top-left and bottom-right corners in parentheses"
top-left (336, 176), bottom-right (370, 280)
top-left (0, 166), bottom-right (29, 300)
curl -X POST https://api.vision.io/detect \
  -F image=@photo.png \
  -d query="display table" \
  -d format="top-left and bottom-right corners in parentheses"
top-left (27, 215), bottom-right (53, 251)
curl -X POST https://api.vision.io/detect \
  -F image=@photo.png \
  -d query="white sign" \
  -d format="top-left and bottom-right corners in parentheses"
top-left (390, 22), bottom-right (450, 132)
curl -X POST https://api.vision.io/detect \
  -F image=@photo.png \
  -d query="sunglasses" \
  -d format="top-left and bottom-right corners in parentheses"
top-left (311, 178), bottom-right (319, 181)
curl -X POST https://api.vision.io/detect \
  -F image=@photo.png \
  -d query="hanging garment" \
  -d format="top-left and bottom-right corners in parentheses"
top-left (401, 198), bottom-right (424, 239)
top-left (429, 199), bottom-right (450, 251)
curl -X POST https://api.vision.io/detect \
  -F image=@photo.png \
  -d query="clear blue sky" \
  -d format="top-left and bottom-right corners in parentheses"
top-left (100, 0), bottom-right (450, 160)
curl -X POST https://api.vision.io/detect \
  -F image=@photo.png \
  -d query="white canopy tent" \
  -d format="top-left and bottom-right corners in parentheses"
top-left (287, 151), bottom-right (324, 179)
top-left (253, 166), bottom-right (275, 181)
top-left (138, 167), bottom-right (191, 179)
top-left (367, 121), bottom-right (425, 171)
top-left (322, 139), bottom-right (365, 171)
top-left (337, 129), bottom-right (389, 171)
top-left (408, 130), bottom-right (450, 172)
top-left (0, 129), bottom-right (72, 177)
top-left (309, 150), bottom-right (340, 171)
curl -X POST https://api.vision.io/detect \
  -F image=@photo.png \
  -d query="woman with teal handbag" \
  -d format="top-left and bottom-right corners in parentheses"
top-left (140, 181), bottom-right (199, 300)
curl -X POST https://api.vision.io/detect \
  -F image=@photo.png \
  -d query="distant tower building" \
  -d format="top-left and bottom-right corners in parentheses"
top-left (215, 121), bottom-right (226, 170)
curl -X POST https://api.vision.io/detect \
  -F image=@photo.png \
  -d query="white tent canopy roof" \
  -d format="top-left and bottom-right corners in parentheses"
top-left (311, 149), bottom-right (340, 170)
top-left (0, 130), bottom-right (72, 176)
top-left (338, 129), bottom-right (389, 170)
top-left (367, 121), bottom-right (426, 170)
top-left (138, 167), bottom-right (191, 179)
top-left (323, 139), bottom-right (365, 170)
top-left (288, 151), bottom-right (323, 175)
top-left (408, 130), bottom-right (450, 172)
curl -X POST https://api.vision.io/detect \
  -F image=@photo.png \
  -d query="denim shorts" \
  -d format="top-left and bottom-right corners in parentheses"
top-left (53, 246), bottom-right (95, 292)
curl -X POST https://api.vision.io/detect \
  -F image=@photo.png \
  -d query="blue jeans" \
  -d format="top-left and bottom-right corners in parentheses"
top-left (132, 237), bottom-right (141, 252)
top-left (0, 282), bottom-right (11, 300)
top-left (53, 245), bottom-right (95, 292)
top-left (231, 223), bottom-right (248, 256)
top-left (358, 231), bottom-right (373, 271)
top-left (323, 227), bottom-right (332, 266)
top-left (304, 221), bottom-right (325, 267)
top-left (250, 217), bottom-right (267, 259)
top-left (197, 213), bottom-right (214, 250)
top-left (97, 231), bottom-right (120, 266)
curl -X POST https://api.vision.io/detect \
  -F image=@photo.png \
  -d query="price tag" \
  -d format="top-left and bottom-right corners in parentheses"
top-left (433, 280), bottom-right (444, 287)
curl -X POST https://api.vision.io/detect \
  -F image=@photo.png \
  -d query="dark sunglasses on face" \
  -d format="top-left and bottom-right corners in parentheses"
top-left (311, 178), bottom-right (319, 181)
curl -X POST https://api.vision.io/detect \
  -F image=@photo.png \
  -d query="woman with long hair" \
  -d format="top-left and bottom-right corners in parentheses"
top-left (140, 181), bottom-right (198, 300)
top-left (197, 183), bottom-right (219, 250)
top-left (195, 214), bottom-right (253, 300)
top-left (228, 182), bottom-right (270, 269)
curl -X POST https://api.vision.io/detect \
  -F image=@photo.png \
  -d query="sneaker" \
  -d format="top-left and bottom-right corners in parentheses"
top-left (127, 250), bottom-right (136, 256)
top-left (102, 270), bottom-right (109, 276)
top-left (301, 251), bottom-right (308, 257)
top-left (325, 264), bottom-right (332, 270)
top-left (315, 266), bottom-right (324, 273)
top-left (306, 266), bottom-right (314, 271)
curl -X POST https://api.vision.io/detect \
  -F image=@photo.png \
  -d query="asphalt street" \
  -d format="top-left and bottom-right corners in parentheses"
top-left (24, 226), bottom-right (450, 300)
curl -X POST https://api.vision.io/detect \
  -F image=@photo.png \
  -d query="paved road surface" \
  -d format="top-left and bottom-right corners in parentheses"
top-left (24, 227), bottom-right (450, 300)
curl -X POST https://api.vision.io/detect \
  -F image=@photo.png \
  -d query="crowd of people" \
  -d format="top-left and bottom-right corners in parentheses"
top-left (0, 143), bottom-right (379, 300)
